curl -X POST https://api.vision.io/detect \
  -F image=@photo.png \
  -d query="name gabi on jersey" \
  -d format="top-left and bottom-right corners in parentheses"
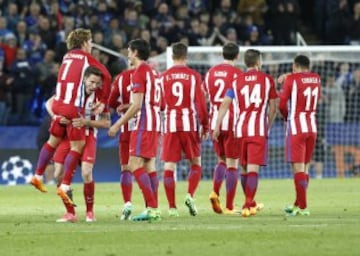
top-left (166, 73), bottom-right (190, 81)
top-left (245, 75), bottom-right (257, 81)
top-left (214, 71), bottom-right (228, 77)
top-left (64, 53), bottom-right (85, 60)
top-left (301, 77), bottom-right (319, 83)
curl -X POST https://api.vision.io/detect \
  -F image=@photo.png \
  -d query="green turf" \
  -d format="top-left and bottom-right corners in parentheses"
top-left (0, 179), bottom-right (359, 256)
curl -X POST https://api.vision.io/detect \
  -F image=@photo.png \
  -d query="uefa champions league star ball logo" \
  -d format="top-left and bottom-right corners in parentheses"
top-left (1, 156), bottom-right (33, 185)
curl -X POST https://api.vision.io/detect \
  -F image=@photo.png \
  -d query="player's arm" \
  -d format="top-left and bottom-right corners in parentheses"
top-left (268, 98), bottom-right (277, 130)
top-left (212, 89), bottom-right (233, 141)
top-left (108, 75), bottom-right (121, 109)
top-left (45, 96), bottom-right (70, 125)
top-left (278, 76), bottom-right (291, 120)
top-left (108, 92), bottom-right (144, 137)
top-left (195, 74), bottom-right (209, 133)
top-left (88, 56), bottom-right (112, 114)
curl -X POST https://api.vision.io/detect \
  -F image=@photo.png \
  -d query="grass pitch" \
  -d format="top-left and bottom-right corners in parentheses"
top-left (0, 178), bottom-right (359, 256)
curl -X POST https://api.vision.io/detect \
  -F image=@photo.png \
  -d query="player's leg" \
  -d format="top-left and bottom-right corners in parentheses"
top-left (52, 140), bottom-right (77, 222)
top-left (57, 125), bottom-right (85, 203)
top-left (209, 155), bottom-right (226, 214)
top-left (31, 133), bottom-right (62, 192)
top-left (183, 132), bottom-right (202, 216)
top-left (145, 158), bottom-right (159, 207)
top-left (241, 138), bottom-right (264, 217)
top-left (129, 131), bottom-right (160, 222)
top-left (210, 132), bottom-right (227, 201)
top-left (163, 162), bottom-right (178, 216)
top-left (161, 132), bottom-right (182, 216)
top-left (224, 157), bottom-right (238, 214)
top-left (119, 132), bottom-right (133, 220)
top-left (223, 134), bottom-right (240, 214)
top-left (82, 161), bottom-right (95, 222)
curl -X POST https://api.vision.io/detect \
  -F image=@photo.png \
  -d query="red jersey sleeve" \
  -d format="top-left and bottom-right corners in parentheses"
top-left (194, 73), bottom-right (209, 130)
top-left (108, 74), bottom-right (121, 109)
top-left (279, 75), bottom-right (292, 119)
top-left (132, 64), bottom-right (146, 94)
top-left (268, 75), bottom-right (278, 100)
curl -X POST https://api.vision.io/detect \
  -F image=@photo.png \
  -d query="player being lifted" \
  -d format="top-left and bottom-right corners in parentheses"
top-left (160, 42), bottom-right (209, 217)
top-left (108, 65), bottom-right (136, 220)
top-left (30, 29), bottom-right (111, 204)
top-left (108, 39), bottom-right (161, 222)
top-left (279, 55), bottom-right (321, 216)
top-left (213, 49), bottom-right (277, 217)
top-left (204, 42), bottom-right (243, 215)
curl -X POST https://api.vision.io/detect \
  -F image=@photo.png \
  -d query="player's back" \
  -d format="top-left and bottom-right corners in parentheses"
top-left (161, 65), bottom-right (202, 132)
top-left (283, 72), bottom-right (321, 134)
top-left (204, 63), bottom-right (242, 131)
top-left (132, 62), bottom-right (161, 132)
top-left (285, 72), bottom-right (321, 117)
top-left (54, 49), bottom-right (91, 109)
top-left (234, 69), bottom-right (276, 137)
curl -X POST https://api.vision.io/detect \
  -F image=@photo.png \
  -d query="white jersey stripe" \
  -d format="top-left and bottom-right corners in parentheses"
top-left (310, 112), bottom-right (317, 133)
top-left (182, 108), bottom-right (190, 131)
top-left (236, 112), bottom-right (246, 138)
top-left (299, 112), bottom-right (308, 133)
top-left (248, 111), bottom-right (257, 136)
top-left (290, 80), bottom-right (298, 135)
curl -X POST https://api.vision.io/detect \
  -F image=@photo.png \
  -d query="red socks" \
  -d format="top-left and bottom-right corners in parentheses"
top-left (244, 172), bottom-right (258, 208)
top-left (84, 181), bottom-right (95, 213)
top-left (225, 167), bottom-right (238, 210)
top-left (294, 172), bottom-right (308, 209)
top-left (120, 170), bottom-right (132, 203)
top-left (62, 151), bottom-right (81, 185)
top-left (187, 164), bottom-right (202, 197)
top-left (163, 170), bottom-right (176, 208)
top-left (35, 142), bottom-right (55, 175)
top-left (133, 167), bottom-right (157, 208)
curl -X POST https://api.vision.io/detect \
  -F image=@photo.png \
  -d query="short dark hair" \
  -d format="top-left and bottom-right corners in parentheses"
top-left (244, 49), bottom-right (260, 67)
top-left (222, 42), bottom-right (239, 60)
top-left (172, 42), bottom-right (187, 60)
top-left (294, 55), bottom-right (310, 69)
top-left (128, 39), bottom-right (150, 61)
top-left (84, 66), bottom-right (103, 79)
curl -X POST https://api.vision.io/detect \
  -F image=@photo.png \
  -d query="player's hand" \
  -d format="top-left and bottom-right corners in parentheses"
top-left (212, 129), bottom-right (220, 142)
top-left (108, 125), bottom-right (119, 137)
top-left (72, 117), bottom-right (86, 128)
top-left (277, 73), bottom-right (290, 84)
top-left (200, 126), bottom-right (208, 141)
top-left (53, 115), bottom-right (70, 125)
top-left (116, 104), bottom-right (129, 114)
top-left (92, 102), bottom-right (105, 115)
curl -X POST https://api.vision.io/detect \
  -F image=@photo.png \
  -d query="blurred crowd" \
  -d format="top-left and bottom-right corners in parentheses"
top-left (0, 0), bottom-right (359, 125)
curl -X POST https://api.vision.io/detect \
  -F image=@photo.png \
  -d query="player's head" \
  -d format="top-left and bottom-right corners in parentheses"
top-left (66, 28), bottom-right (92, 53)
top-left (83, 66), bottom-right (103, 95)
top-left (293, 55), bottom-right (310, 72)
top-left (222, 42), bottom-right (239, 61)
top-left (128, 39), bottom-right (150, 63)
top-left (172, 42), bottom-right (187, 61)
top-left (244, 49), bottom-right (261, 69)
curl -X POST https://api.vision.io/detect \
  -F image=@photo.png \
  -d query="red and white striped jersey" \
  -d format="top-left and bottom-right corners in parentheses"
top-left (204, 63), bottom-right (242, 131)
top-left (108, 69), bottom-right (136, 133)
top-left (83, 91), bottom-right (110, 138)
top-left (231, 69), bottom-right (277, 137)
top-left (54, 49), bottom-right (111, 112)
top-left (160, 65), bottom-right (208, 132)
top-left (131, 62), bottom-right (161, 132)
top-left (279, 72), bottom-right (321, 135)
